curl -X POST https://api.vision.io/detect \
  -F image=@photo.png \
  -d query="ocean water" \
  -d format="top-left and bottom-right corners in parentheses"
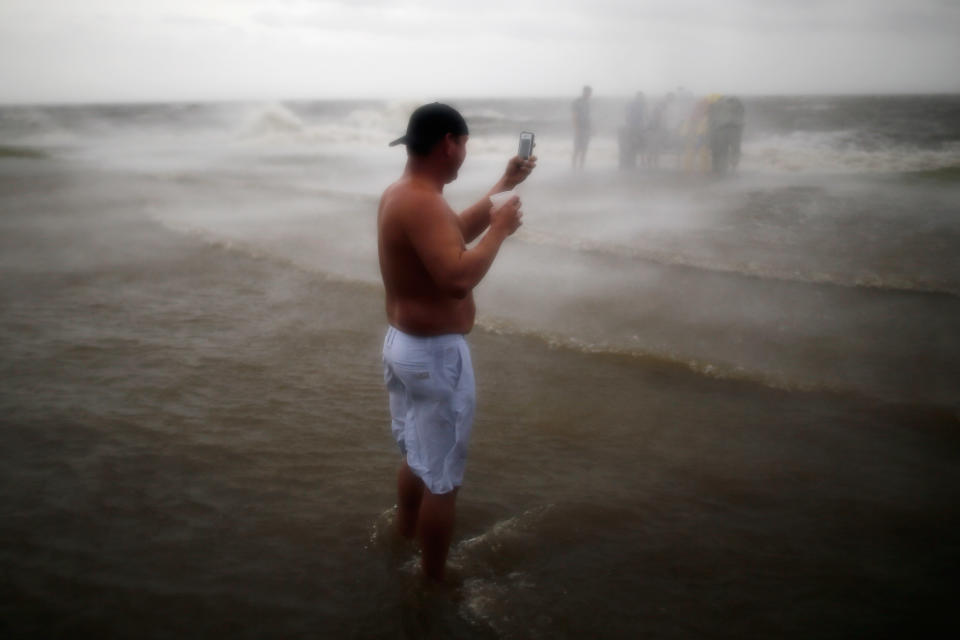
top-left (1, 95), bottom-right (959, 638)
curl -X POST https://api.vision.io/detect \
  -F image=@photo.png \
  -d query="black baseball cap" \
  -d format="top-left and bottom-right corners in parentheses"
top-left (389, 102), bottom-right (469, 153)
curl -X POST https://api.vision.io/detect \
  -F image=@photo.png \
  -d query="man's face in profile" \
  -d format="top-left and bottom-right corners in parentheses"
top-left (447, 134), bottom-right (468, 182)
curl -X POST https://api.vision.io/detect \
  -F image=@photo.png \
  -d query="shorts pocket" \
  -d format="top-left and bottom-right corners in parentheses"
top-left (441, 344), bottom-right (463, 390)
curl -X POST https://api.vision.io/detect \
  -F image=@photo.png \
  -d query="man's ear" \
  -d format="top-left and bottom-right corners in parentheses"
top-left (442, 132), bottom-right (457, 157)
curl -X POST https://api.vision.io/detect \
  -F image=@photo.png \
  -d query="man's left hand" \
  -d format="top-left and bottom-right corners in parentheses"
top-left (503, 155), bottom-right (537, 190)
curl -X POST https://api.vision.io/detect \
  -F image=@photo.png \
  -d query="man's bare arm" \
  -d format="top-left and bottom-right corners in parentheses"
top-left (407, 193), bottom-right (522, 299)
top-left (457, 196), bottom-right (495, 245)
top-left (458, 155), bottom-right (537, 243)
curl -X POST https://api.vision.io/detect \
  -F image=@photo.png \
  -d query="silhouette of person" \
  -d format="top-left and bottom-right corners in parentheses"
top-left (572, 85), bottom-right (592, 170)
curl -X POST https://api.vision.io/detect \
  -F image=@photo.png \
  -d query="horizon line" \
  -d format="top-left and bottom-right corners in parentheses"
top-left (2, 90), bottom-right (959, 108)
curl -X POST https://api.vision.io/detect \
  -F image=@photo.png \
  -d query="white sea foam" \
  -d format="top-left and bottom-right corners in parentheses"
top-left (744, 132), bottom-right (960, 174)
top-left (238, 102), bottom-right (307, 137)
top-left (235, 101), bottom-right (414, 148)
top-left (450, 506), bottom-right (555, 636)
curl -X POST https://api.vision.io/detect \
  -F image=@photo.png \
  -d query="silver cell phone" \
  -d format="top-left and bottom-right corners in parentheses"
top-left (518, 131), bottom-right (535, 159)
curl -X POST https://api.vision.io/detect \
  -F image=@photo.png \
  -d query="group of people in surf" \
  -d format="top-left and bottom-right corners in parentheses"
top-left (570, 85), bottom-right (746, 176)
top-left (617, 88), bottom-right (746, 175)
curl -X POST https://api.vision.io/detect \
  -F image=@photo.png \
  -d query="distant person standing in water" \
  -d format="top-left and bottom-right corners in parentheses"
top-left (709, 95), bottom-right (745, 176)
top-left (619, 91), bottom-right (647, 169)
top-left (647, 93), bottom-right (673, 168)
top-left (378, 103), bottom-right (537, 582)
top-left (572, 85), bottom-right (592, 170)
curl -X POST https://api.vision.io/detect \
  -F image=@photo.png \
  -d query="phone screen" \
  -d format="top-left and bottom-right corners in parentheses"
top-left (518, 132), bottom-right (534, 159)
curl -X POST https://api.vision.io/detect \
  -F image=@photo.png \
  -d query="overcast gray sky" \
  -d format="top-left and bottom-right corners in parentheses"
top-left (1, 0), bottom-right (958, 104)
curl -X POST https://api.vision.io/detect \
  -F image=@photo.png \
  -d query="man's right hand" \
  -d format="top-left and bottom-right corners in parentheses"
top-left (490, 196), bottom-right (523, 236)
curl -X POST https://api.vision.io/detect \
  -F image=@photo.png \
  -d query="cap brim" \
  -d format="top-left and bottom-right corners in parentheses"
top-left (388, 136), bottom-right (407, 147)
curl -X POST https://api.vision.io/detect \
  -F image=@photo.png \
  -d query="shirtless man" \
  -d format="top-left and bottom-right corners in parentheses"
top-left (378, 103), bottom-right (536, 581)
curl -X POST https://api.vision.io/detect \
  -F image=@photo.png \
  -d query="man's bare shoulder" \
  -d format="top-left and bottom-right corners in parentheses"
top-left (380, 180), bottom-right (450, 226)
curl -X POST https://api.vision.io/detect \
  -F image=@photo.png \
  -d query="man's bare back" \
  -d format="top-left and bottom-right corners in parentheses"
top-left (378, 148), bottom-right (532, 336)
top-left (378, 177), bottom-right (478, 335)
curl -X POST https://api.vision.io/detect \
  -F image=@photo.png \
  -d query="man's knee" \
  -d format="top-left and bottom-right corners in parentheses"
top-left (398, 461), bottom-right (424, 500)
top-left (420, 486), bottom-right (458, 515)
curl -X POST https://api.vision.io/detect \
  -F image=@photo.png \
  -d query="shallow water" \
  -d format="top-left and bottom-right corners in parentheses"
top-left (2, 96), bottom-right (960, 638)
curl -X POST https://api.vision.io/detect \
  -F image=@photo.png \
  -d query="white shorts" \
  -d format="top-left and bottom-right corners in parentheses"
top-left (382, 326), bottom-right (476, 495)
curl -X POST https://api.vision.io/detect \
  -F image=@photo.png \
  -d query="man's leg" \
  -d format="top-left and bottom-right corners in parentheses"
top-left (397, 458), bottom-right (424, 539)
top-left (573, 132), bottom-right (585, 170)
top-left (417, 488), bottom-right (458, 581)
